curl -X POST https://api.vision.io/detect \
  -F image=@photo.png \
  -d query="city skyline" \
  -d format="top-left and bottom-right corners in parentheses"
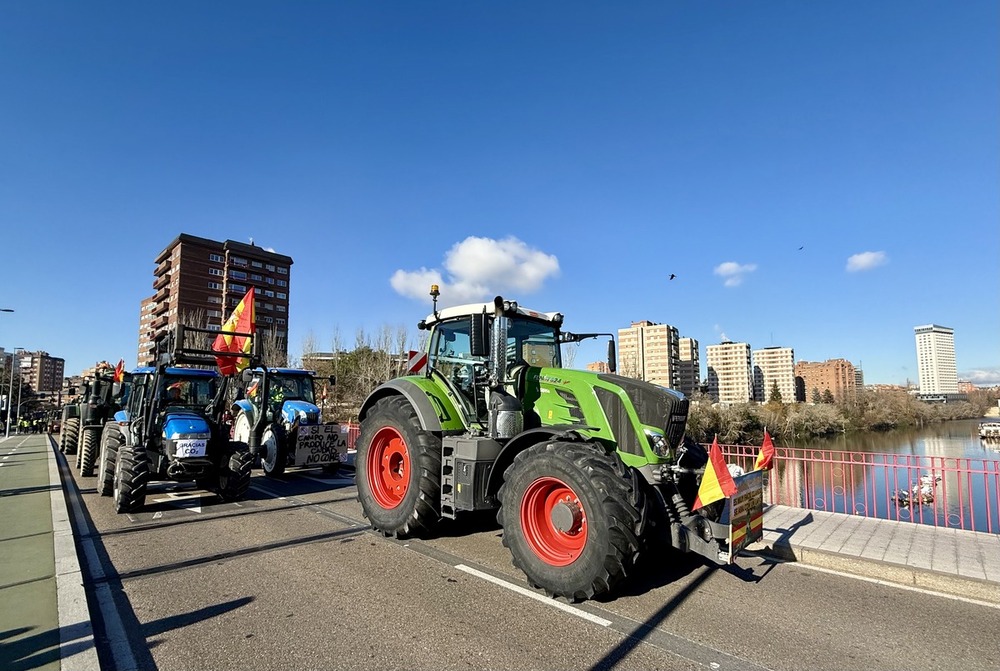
top-left (0, 3), bottom-right (996, 385)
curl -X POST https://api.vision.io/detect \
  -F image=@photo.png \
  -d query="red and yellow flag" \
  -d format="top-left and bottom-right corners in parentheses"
top-left (754, 428), bottom-right (776, 471)
top-left (212, 287), bottom-right (256, 376)
top-left (113, 359), bottom-right (125, 383)
top-left (692, 436), bottom-right (737, 510)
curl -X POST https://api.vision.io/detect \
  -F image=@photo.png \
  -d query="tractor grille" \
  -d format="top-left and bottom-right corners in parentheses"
top-left (597, 374), bottom-right (689, 451)
top-left (594, 388), bottom-right (643, 456)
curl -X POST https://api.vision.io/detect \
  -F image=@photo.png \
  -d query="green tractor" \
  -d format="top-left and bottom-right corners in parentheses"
top-left (356, 290), bottom-right (764, 601)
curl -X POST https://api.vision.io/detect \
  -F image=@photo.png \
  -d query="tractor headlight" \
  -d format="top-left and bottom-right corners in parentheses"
top-left (645, 429), bottom-right (671, 458)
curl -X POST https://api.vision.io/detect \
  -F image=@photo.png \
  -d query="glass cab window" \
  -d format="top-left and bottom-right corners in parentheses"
top-left (506, 318), bottom-right (561, 371)
top-left (430, 319), bottom-right (488, 420)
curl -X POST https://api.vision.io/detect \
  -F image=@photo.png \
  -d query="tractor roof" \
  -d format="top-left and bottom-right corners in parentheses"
top-left (133, 366), bottom-right (219, 378)
top-left (423, 301), bottom-right (563, 328)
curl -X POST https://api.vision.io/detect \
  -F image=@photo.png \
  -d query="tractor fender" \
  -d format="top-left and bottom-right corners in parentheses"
top-left (485, 424), bottom-right (597, 499)
top-left (113, 410), bottom-right (129, 424)
top-left (359, 379), bottom-right (444, 433)
top-left (232, 399), bottom-right (254, 417)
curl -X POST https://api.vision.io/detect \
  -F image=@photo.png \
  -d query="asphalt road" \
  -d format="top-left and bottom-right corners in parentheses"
top-left (61, 451), bottom-right (1000, 671)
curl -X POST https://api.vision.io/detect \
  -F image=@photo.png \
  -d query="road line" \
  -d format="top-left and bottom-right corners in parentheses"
top-left (455, 564), bottom-right (612, 626)
top-left (47, 437), bottom-right (101, 671)
top-left (59, 443), bottom-right (139, 671)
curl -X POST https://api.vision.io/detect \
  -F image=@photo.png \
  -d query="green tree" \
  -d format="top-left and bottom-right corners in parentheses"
top-left (822, 389), bottom-right (836, 404)
top-left (768, 381), bottom-right (783, 404)
top-left (811, 388), bottom-right (822, 404)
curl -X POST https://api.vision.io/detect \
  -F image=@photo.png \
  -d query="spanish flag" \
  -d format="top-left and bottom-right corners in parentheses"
top-left (754, 428), bottom-right (776, 471)
top-left (113, 359), bottom-right (125, 383)
top-left (212, 287), bottom-right (255, 376)
top-left (692, 436), bottom-right (737, 510)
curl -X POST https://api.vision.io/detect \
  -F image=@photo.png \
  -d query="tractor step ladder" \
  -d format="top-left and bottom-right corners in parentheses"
top-left (440, 441), bottom-right (456, 519)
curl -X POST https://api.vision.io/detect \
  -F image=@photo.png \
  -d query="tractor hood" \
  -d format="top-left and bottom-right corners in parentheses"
top-left (162, 411), bottom-right (212, 439)
top-left (281, 400), bottom-right (321, 425)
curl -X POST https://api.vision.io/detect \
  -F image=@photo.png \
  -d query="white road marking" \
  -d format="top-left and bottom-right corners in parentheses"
top-left (455, 564), bottom-right (612, 627)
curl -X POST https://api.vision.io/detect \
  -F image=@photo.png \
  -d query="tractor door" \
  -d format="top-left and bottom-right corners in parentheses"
top-left (429, 319), bottom-right (489, 426)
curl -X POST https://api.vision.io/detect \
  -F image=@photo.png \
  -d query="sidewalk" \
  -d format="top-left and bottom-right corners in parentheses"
top-left (0, 432), bottom-right (99, 671)
top-left (750, 504), bottom-right (1000, 603)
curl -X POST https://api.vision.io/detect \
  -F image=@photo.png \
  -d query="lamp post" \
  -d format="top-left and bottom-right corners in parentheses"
top-left (14, 364), bottom-right (24, 435)
top-left (5, 348), bottom-right (22, 438)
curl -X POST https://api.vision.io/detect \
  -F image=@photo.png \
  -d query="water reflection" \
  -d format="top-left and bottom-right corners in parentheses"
top-left (763, 419), bottom-right (1000, 533)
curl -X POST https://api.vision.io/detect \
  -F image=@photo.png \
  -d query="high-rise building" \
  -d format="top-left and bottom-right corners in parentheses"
top-left (586, 361), bottom-right (610, 374)
top-left (914, 324), bottom-right (958, 395)
top-left (706, 341), bottom-right (753, 405)
top-left (617, 320), bottom-right (681, 390)
top-left (139, 234), bottom-right (293, 366)
top-left (21, 351), bottom-right (65, 394)
top-left (752, 346), bottom-right (795, 403)
top-left (677, 337), bottom-right (700, 397)
top-left (794, 359), bottom-right (857, 402)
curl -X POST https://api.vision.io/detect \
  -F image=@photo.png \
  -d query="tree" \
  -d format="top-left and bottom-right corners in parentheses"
top-left (822, 389), bottom-right (836, 404)
top-left (768, 381), bottom-right (783, 404)
top-left (811, 388), bottom-right (822, 404)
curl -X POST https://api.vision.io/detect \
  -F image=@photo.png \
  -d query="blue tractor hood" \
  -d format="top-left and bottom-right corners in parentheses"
top-left (162, 411), bottom-right (212, 439)
top-left (281, 400), bottom-right (321, 425)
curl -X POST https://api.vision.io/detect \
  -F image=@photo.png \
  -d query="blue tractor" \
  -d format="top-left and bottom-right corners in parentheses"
top-left (231, 367), bottom-right (346, 477)
top-left (108, 325), bottom-right (256, 513)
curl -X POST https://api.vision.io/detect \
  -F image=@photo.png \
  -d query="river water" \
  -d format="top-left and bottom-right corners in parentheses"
top-left (759, 418), bottom-right (1000, 533)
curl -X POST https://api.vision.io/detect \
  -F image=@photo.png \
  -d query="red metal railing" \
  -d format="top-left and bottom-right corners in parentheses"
top-left (721, 443), bottom-right (1000, 533)
top-left (343, 423), bottom-right (360, 450)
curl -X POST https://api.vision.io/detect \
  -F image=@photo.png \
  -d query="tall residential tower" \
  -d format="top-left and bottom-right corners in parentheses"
top-left (914, 324), bottom-right (958, 395)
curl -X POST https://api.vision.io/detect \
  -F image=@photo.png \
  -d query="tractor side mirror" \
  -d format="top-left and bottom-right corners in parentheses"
top-left (241, 369), bottom-right (254, 383)
top-left (607, 340), bottom-right (617, 374)
top-left (328, 375), bottom-right (336, 386)
top-left (470, 313), bottom-right (489, 358)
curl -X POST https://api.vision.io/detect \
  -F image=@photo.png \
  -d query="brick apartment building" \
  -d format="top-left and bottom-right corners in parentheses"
top-left (138, 234), bottom-right (293, 366)
top-left (795, 358), bottom-right (858, 402)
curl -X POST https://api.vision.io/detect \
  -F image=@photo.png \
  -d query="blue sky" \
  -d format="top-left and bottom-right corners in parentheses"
top-left (1, 2), bottom-right (997, 386)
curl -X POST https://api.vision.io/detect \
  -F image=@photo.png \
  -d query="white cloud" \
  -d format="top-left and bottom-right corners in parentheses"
top-left (961, 368), bottom-right (1000, 386)
top-left (846, 251), bottom-right (888, 272)
top-left (713, 261), bottom-right (757, 287)
top-left (391, 236), bottom-right (560, 305)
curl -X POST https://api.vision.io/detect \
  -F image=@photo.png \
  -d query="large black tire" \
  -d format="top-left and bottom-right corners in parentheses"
top-left (113, 445), bottom-right (148, 514)
top-left (97, 423), bottom-right (123, 496)
top-left (62, 418), bottom-right (80, 455)
top-left (356, 395), bottom-right (441, 538)
top-left (260, 423), bottom-right (287, 477)
top-left (216, 442), bottom-right (253, 501)
top-left (497, 441), bottom-right (643, 601)
top-left (79, 427), bottom-right (100, 477)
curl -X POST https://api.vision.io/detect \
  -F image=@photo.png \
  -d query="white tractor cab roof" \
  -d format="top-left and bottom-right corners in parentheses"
top-left (421, 299), bottom-right (564, 330)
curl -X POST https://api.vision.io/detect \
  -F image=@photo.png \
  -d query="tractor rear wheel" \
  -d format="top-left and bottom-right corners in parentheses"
top-left (232, 411), bottom-right (252, 443)
top-left (260, 424), bottom-right (287, 477)
top-left (98, 424), bottom-right (123, 496)
top-left (62, 418), bottom-right (80, 456)
top-left (79, 427), bottom-right (100, 476)
top-left (113, 445), bottom-right (148, 514)
top-left (216, 443), bottom-right (252, 501)
top-left (356, 395), bottom-right (441, 538)
top-left (497, 441), bottom-right (642, 601)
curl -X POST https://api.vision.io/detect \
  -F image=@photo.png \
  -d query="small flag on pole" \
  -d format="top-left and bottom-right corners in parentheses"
top-left (754, 428), bottom-right (776, 471)
top-left (692, 436), bottom-right (738, 511)
top-left (212, 287), bottom-right (256, 376)
top-left (113, 359), bottom-right (125, 383)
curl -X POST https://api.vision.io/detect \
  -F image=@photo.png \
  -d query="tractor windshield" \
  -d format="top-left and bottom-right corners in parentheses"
top-left (159, 375), bottom-right (218, 410)
top-left (507, 318), bottom-right (561, 369)
top-left (270, 374), bottom-right (315, 404)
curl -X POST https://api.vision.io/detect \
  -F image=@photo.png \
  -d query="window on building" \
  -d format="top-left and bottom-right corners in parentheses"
top-left (276, 305), bottom-right (286, 312)
top-left (230, 270), bottom-right (247, 280)
top-left (209, 253), bottom-right (223, 262)
top-left (251, 274), bottom-right (262, 282)
top-left (277, 279), bottom-right (287, 287)
top-left (207, 296), bottom-right (222, 304)
top-left (266, 277), bottom-right (274, 285)
top-left (208, 281), bottom-right (222, 290)
top-left (265, 264), bottom-right (275, 271)
top-left (264, 290), bottom-right (274, 298)
top-left (209, 268), bottom-right (224, 276)
top-left (276, 318), bottom-right (286, 325)
top-left (231, 256), bottom-right (248, 266)
top-left (277, 266), bottom-right (288, 275)
top-left (262, 316), bottom-right (273, 324)
top-left (251, 260), bottom-right (263, 268)
top-left (229, 298), bottom-right (240, 306)
top-left (207, 309), bottom-right (222, 318)
top-left (229, 283), bottom-right (246, 293)
top-left (276, 292), bottom-right (286, 299)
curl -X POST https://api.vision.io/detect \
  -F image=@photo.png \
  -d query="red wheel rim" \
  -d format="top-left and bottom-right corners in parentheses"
top-left (367, 426), bottom-right (411, 508)
top-left (520, 476), bottom-right (587, 566)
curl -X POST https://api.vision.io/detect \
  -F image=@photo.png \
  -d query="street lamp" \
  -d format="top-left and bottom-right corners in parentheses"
top-left (4, 348), bottom-right (22, 438)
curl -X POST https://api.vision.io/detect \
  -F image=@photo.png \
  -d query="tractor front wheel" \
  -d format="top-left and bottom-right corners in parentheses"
top-left (260, 424), bottom-right (287, 477)
top-left (216, 443), bottom-right (253, 501)
top-left (79, 427), bottom-right (100, 476)
top-left (113, 445), bottom-right (148, 514)
top-left (97, 424), bottom-right (123, 496)
top-left (62, 418), bottom-right (80, 456)
top-left (356, 395), bottom-right (441, 538)
top-left (498, 441), bottom-right (642, 601)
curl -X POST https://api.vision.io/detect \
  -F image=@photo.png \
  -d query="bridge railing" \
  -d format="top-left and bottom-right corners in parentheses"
top-left (721, 443), bottom-right (1000, 534)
